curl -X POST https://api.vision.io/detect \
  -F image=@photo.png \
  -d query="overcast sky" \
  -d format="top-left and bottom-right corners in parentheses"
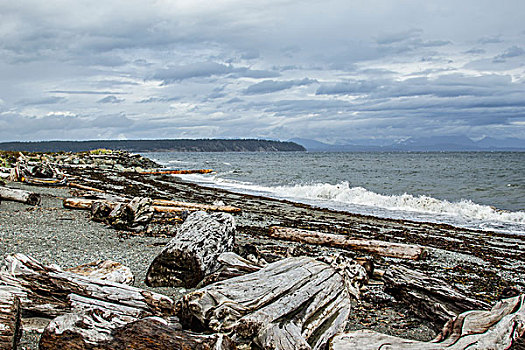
top-left (1, 0), bottom-right (524, 143)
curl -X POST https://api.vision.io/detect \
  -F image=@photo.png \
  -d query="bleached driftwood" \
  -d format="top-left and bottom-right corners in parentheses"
top-left (383, 265), bottom-right (490, 324)
top-left (0, 186), bottom-right (41, 205)
top-left (66, 260), bottom-right (134, 285)
top-left (198, 252), bottom-right (264, 286)
top-left (267, 226), bottom-right (427, 260)
top-left (0, 289), bottom-right (22, 350)
top-left (68, 182), bottom-right (105, 193)
top-left (330, 294), bottom-right (525, 349)
top-left (0, 254), bottom-right (174, 319)
top-left (177, 255), bottom-right (368, 350)
top-left (146, 211), bottom-right (236, 288)
top-left (39, 311), bottom-right (234, 350)
top-left (106, 197), bottom-right (154, 232)
top-left (153, 199), bottom-right (241, 213)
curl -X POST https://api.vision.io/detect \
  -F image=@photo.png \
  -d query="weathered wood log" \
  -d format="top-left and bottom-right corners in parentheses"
top-left (197, 252), bottom-right (264, 286)
top-left (0, 254), bottom-right (174, 319)
top-left (63, 197), bottom-right (108, 210)
top-left (177, 255), bottom-right (368, 350)
top-left (0, 186), bottom-right (41, 205)
top-left (330, 294), bottom-right (525, 349)
top-left (68, 182), bottom-right (105, 193)
top-left (267, 226), bottom-right (427, 260)
top-left (0, 289), bottom-right (22, 350)
top-left (106, 197), bottom-right (154, 232)
top-left (146, 211), bottom-right (236, 288)
top-left (39, 311), bottom-right (234, 350)
top-left (139, 169), bottom-right (213, 175)
top-left (66, 260), bottom-right (134, 285)
top-left (153, 199), bottom-right (241, 213)
top-left (383, 265), bottom-right (490, 324)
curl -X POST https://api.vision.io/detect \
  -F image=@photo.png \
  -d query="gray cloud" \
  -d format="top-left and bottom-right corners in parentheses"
top-left (97, 95), bottom-right (124, 104)
top-left (244, 78), bottom-right (316, 95)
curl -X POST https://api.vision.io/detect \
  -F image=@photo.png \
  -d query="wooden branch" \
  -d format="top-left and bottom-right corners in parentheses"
top-left (267, 226), bottom-right (427, 260)
top-left (153, 199), bottom-right (241, 213)
top-left (68, 182), bottom-right (105, 193)
top-left (146, 211), bottom-right (236, 288)
top-left (383, 265), bottom-right (490, 324)
top-left (177, 255), bottom-right (368, 350)
top-left (66, 260), bottom-right (134, 285)
top-left (139, 169), bottom-right (213, 175)
top-left (0, 254), bottom-right (174, 319)
top-left (0, 186), bottom-right (41, 205)
top-left (329, 294), bottom-right (525, 349)
top-left (0, 289), bottom-right (22, 350)
top-left (39, 311), bottom-right (234, 350)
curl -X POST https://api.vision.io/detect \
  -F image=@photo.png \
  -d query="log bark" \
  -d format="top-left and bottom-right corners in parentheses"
top-left (0, 254), bottom-right (174, 319)
top-left (0, 186), bottom-right (41, 205)
top-left (39, 311), bottom-right (234, 350)
top-left (383, 265), bottom-right (490, 324)
top-left (139, 169), bottom-right (213, 175)
top-left (66, 260), bottom-right (134, 285)
top-left (177, 255), bottom-right (368, 350)
top-left (267, 226), bottom-right (427, 260)
top-left (146, 211), bottom-right (236, 288)
top-left (153, 199), bottom-right (241, 213)
top-left (0, 289), bottom-right (22, 350)
top-left (330, 294), bottom-right (525, 350)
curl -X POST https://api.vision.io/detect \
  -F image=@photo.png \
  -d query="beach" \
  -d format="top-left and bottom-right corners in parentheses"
top-left (1, 151), bottom-right (524, 349)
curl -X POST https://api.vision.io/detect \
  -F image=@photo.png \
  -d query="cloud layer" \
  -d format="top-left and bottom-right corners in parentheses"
top-left (1, 0), bottom-right (524, 143)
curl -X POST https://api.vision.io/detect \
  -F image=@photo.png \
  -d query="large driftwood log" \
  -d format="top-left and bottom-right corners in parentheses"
top-left (198, 252), bottom-right (264, 286)
top-left (106, 197), bottom-right (154, 232)
top-left (146, 211), bottom-right (236, 288)
top-left (0, 289), bottom-right (22, 350)
top-left (330, 294), bottom-right (525, 349)
top-left (383, 265), bottom-right (490, 324)
top-left (66, 260), bottom-right (134, 285)
top-left (0, 186), bottom-right (41, 205)
top-left (39, 311), bottom-right (234, 350)
top-left (0, 254), bottom-right (174, 319)
top-left (177, 255), bottom-right (368, 350)
top-left (267, 226), bottom-right (427, 260)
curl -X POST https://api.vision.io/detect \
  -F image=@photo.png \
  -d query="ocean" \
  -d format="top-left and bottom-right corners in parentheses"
top-left (143, 151), bottom-right (525, 235)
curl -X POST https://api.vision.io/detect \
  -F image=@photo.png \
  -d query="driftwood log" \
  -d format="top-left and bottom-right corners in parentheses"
top-left (0, 254), bottom-right (174, 319)
top-left (40, 311), bottom-right (234, 350)
top-left (267, 226), bottom-right (427, 260)
top-left (105, 197), bottom-right (154, 232)
top-left (0, 186), bottom-right (41, 205)
top-left (0, 289), bottom-right (22, 350)
top-left (153, 199), bottom-right (241, 213)
top-left (383, 265), bottom-right (490, 324)
top-left (146, 211), bottom-right (236, 288)
top-left (66, 260), bottom-right (134, 285)
top-left (330, 294), bottom-right (525, 349)
top-left (198, 252), bottom-right (264, 286)
top-left (177, 255), bottom-right (368, 350)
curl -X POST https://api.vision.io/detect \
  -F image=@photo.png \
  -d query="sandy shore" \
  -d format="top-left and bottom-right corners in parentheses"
top-left (1, 153), bottom-right (524, 348)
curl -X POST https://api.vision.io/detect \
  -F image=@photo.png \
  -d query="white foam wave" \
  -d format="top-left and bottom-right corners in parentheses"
top-left (273, 182), bottom-right (525, 224)
top-left (175, 174), bottom-right (525, 233)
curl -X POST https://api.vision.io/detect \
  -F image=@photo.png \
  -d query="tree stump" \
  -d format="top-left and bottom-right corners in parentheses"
top-left (177, 255), bottom-right (368, 350)
top-left (0, 289), bottom-right (22, 350)
top-left (39, 310), bottom-right (235, 350)
top-left (330, 294), bottom-right (525, 349)
top-left (146, 211), bottom-right (236, 288)
top-left (383, 265), bottom-right (490, 324)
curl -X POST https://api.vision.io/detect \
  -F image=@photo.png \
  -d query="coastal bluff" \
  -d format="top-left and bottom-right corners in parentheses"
top-left (0, 139), bottom-right (306, 153)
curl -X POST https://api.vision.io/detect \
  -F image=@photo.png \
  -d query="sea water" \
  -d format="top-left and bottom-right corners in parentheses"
top-left (143, 151), bottom-right (525, 234)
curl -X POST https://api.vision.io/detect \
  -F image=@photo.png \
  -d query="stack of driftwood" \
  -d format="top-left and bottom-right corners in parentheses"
top-left (0, 152), bottom-right (524, 349)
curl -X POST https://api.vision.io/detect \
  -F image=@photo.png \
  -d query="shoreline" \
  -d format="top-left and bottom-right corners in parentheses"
top-left (1, 151), bottom-right (524, 348)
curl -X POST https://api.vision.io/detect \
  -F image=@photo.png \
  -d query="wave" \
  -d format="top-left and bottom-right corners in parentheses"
top-left (272, 182), bottom-right (525, 224)
top-left (175, 174), bottom-right (525, 233)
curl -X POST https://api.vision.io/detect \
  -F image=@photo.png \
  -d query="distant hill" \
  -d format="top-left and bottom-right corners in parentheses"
top-left (0, 139), bottom-right (306, 153)
top-left (291, 136), bottom-right (525, 152)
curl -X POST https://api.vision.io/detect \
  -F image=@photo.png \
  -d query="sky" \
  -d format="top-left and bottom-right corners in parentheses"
top-left (1, 0), bottom-right (524, 144)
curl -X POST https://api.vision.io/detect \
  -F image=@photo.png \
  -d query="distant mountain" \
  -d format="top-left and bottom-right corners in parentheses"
top-left (0, 139), bottom-right (306, 153)
top-left (290, 136), bottom-right (525, 152)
